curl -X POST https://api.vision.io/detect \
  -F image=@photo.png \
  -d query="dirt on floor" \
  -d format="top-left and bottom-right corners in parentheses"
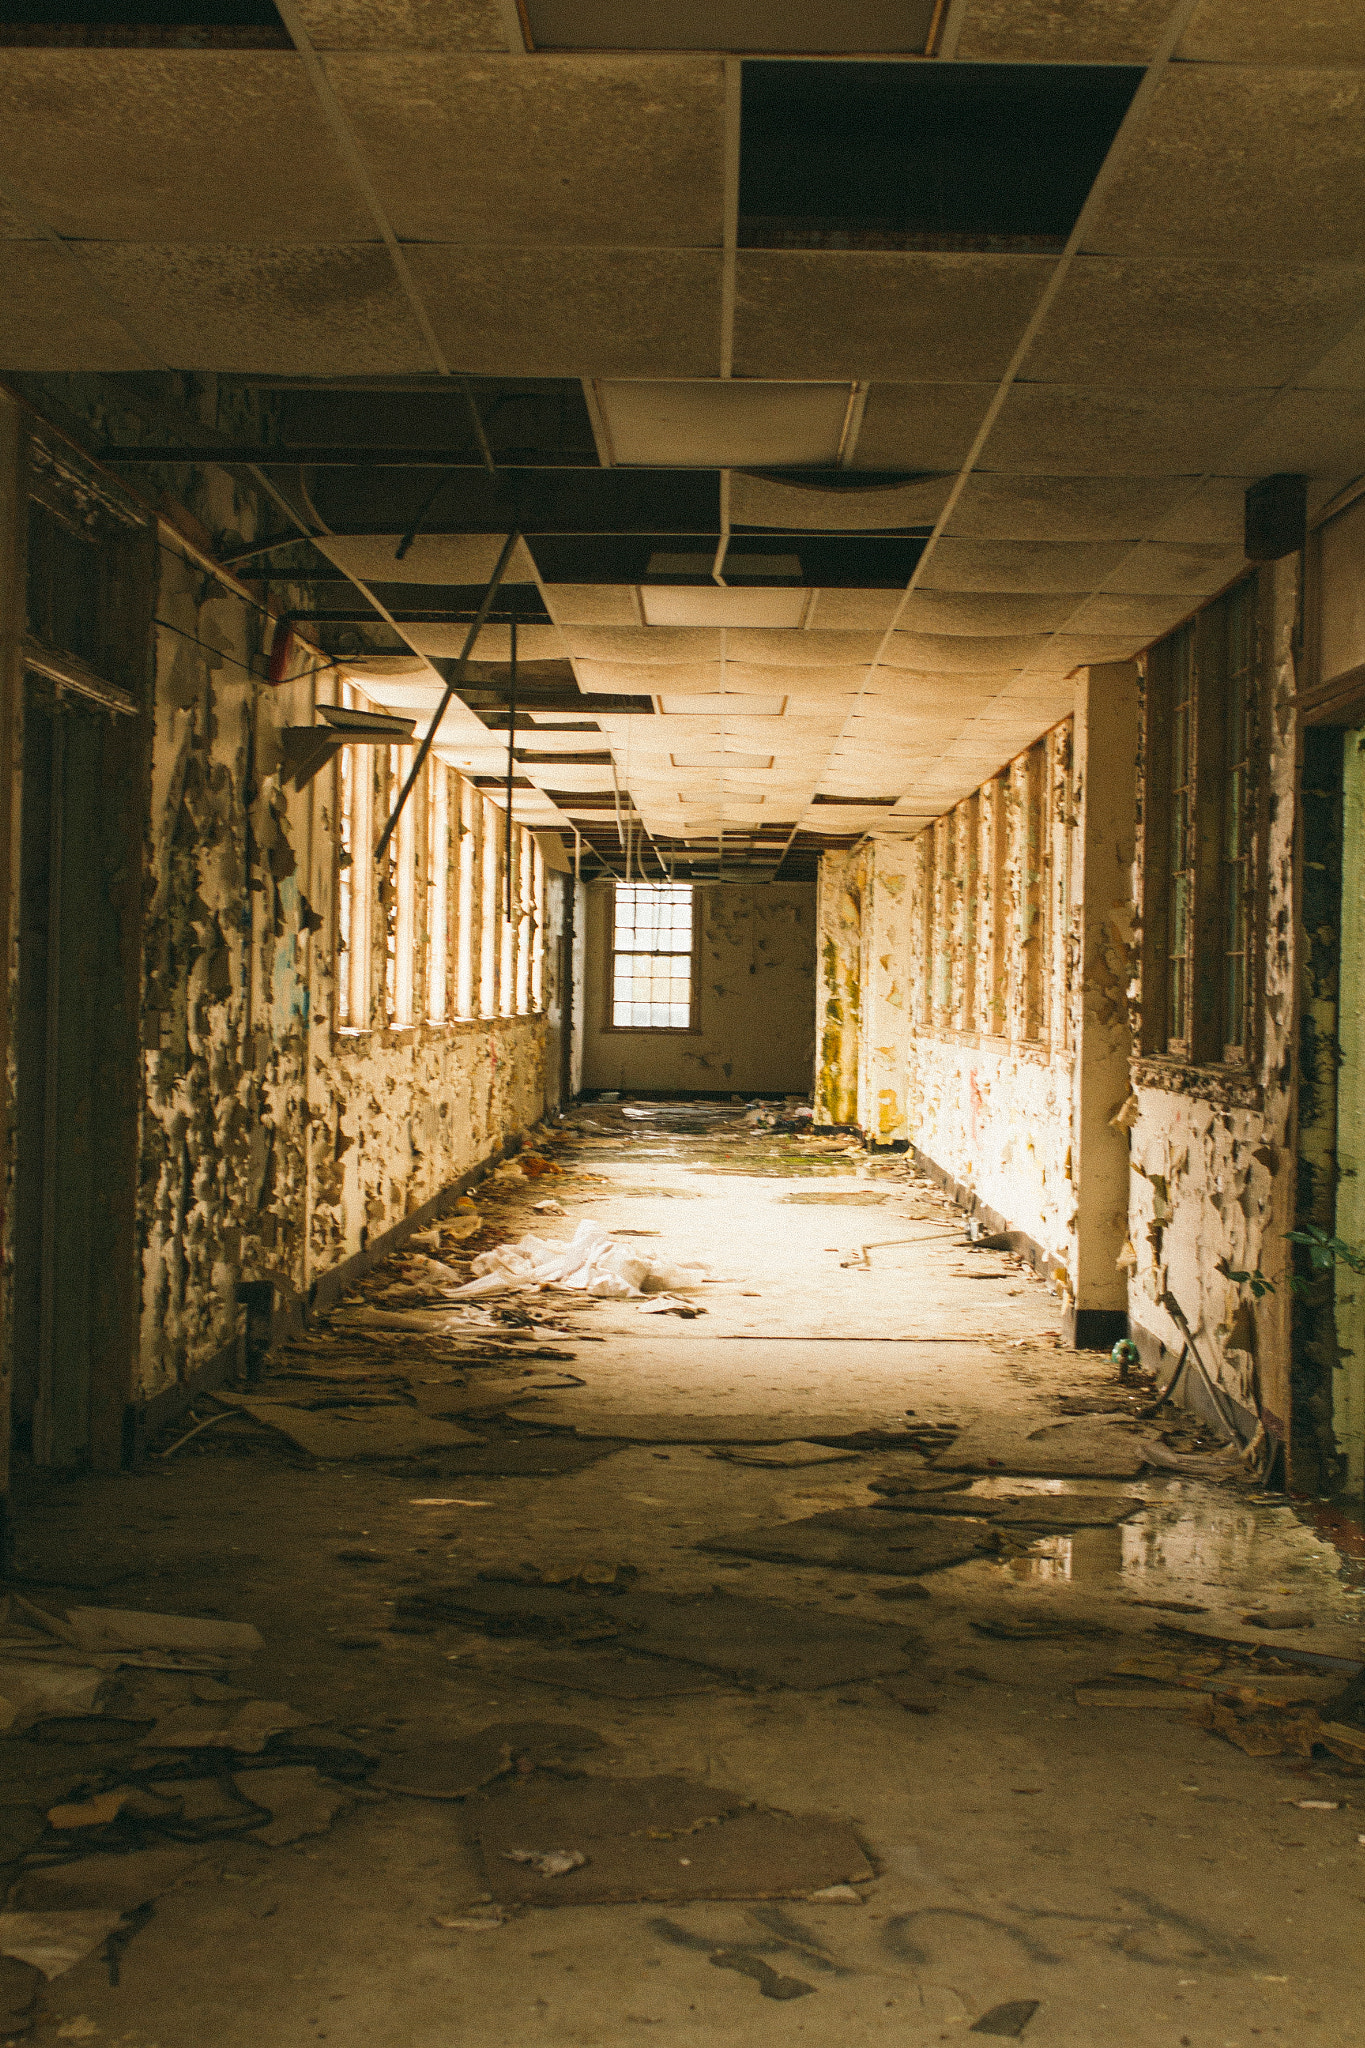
top-left (4, 1100), bottom-right (1364, 2048)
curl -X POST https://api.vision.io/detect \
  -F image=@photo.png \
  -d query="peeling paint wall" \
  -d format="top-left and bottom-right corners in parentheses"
top-left (580, 881), bottom-right (815, 1096)
top-left (815, 847), bottom-right (864, 1125)
top-left (137, 532), bottom-right (554, 1404)
top-left (1126, 560), bottom-right (1300, 1453)
top-left (901, 723), bottom-right (1081, 1289)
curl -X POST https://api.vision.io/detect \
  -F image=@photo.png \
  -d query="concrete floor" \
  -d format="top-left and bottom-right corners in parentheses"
top-left (9, 1104), bottom-right (1365, 2048)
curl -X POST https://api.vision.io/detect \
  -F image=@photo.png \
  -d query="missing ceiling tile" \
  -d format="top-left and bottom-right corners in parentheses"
top-left (740, 61), bottom-right (1142, 251)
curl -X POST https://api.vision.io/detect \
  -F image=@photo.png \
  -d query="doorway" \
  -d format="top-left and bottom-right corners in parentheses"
top-left (12, 677), bottom-right (142, 1469)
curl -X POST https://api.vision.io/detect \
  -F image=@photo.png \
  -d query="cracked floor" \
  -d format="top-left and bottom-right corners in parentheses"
top-left (7, 1102), bottom-right (1364, 2048)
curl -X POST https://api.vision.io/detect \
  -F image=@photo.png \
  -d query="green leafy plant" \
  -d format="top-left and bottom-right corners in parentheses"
top-left (1223, 1265), bottom-right (1276, 1300)
top-left (1285, 1224), bottom-right (1365, 1297)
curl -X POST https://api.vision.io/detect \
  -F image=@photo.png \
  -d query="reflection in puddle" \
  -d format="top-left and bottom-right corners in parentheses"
top-left (1001, 1487), bottom-right (1363, 1605)
top-left (1008, 1528), bottom-right (1125, 1583)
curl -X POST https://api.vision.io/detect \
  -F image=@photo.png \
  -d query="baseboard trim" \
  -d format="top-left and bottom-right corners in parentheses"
top-left (908, 1145), bottom-right (1052, 1280)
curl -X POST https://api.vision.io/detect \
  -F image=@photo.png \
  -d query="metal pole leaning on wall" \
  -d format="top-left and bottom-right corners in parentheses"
top-left (505, 592), bottom-right (517, 926)
top-left (374, 529), bottom-right (521, 862)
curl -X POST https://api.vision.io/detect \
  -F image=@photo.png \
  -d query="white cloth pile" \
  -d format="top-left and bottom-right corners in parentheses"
top-left (454, 1220), bottom-right (709, 1300)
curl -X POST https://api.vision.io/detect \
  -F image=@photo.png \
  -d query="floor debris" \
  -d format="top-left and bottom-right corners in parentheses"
top-left (971, 1999), bottom-right (1040, 2037)
top-left (0, 1912), bottom-right (123, 1980)
top-left (699, 1512), bottom-right (998, 1577)
top-left (395, 1584), bottom-right (920, 1689)
top-left (710, 1443), bottom-right (862, 1468)
top-left (233, 1766), bottom-right (352, 1846)
top-left (372, 1722), bottom-right (603, 1800)
top-left (211, 1397), bottom-right (484, 1461)
top-left (871, 1492), bottom-right (1145, 1528)
top-left (468, 1775), bottom-right (874, 1905)
top-left (932, 1420), bottom-right (1146, 1478)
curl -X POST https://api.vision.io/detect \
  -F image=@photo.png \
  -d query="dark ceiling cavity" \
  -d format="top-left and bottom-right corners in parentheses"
top-left (739, 62), bottom-right (1143, 251)
top-left (0, 0), bottom-right (288, 36)
top-left (522, 0), bottom-right (939, 54)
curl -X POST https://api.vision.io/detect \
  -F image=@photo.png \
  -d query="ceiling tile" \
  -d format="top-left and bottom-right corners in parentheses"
top-left (330, 54), bottom-right (725, 247)
top-left (1025, 256), bottom-right (1365, 388)
top-left (1178, 0), bottom-right (1365, 64)
top-left (1082, 68), bottom-right (1365, 266)
top-left (657, 694), bottom-right (788, 716)
top-left (884, 632), bottom-right (1045, 672)
top-left (543, 586), bottom-right (641, 626)
top-left (1100, 541), bottom-right (1248, 593)
top-left (320, 534), bottom-right (540, 582)
top-left (956, 0), bottom-right (1171, 60)
top-left (293, 0), bottom-right (516, 48)
top-left (733, 252), bottom-right (1055, 381)
top-left (0, 54), bottom-right (369, 242)
top-left (404, 623), bottom-right (564, 659)
top-left (1044, 631), bottom-right (1148, 666)
top-left (641, 588), bottom-right (808, 628)
top-left (809, 591), bottom-right (904, 630)
top-left (722, 662), bottom-right (868, 694)
top-left (919, 537), bottom-right (1132, 591)
top-left (597, 378), bottom-right (848, 466)
top-left (722, 630), bottom-right (883, 666)
top-left (1047, 593), bottom-right (1192, 640)
top-left (1298, 313), bottom-right (1365, 388)
top-left (851, 382), bottom-right (996, 470)
top-left (405, 246), bottom-right (722, 377)
top-left (574, 660), bottom-right (717, 694)
top-left (896, 590), bottom-right (1084, 635)
top-left (79, 244), bottom-right (431, 376)
top-left (980, 384), bottom-right (1273, 475)
top-left (945, 473), bottom-right (1194, 541)
top-left (564, 627), bottom-right (720, 662)
top-left (1221, 388), bottom-right (1365, 477)
top-left (0, 243), bottom-right (147, 371)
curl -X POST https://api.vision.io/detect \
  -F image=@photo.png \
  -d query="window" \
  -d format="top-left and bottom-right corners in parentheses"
top-left (426, 761), bottom-right (450, 1023)
top-left (1145, 576), bottom-right (1262, 1064)
top-left (610, 883), bottom-right (696, 1030)
top-left (335, 684), bottom-right (373, 1031)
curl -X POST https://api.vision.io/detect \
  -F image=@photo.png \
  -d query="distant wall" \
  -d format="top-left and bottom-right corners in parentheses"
top-left (579, 881), bottom-right (816, 1096)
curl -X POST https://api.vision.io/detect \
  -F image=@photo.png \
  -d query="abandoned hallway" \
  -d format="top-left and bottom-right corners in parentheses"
top-left (6, 1105), bottom-right (1365, 2048)
top-left (6, 0), bottom-right (1365, 2041)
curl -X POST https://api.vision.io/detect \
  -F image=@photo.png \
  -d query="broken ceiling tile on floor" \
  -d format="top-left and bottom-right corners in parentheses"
top-left (14, 1849), bottom-right (210, 1915)
top-left (930, 1420), bottom-right (1147, 1479)
top-left (232, 1766), bottom-right (353, 1846)
top-left (212, 1396), bottom-right (484, 1460)
top-left (698, 1511), bottom-right (998, 1576)
top-left (871, 1492), bottom-right (1146, 1528)
top-left (373, 1721), bottom-right (603, 1800)
top-left (466, 1774), bottom-right (874, 1906)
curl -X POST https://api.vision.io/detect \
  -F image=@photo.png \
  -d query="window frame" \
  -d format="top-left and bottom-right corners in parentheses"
top-left (1141, 573), bottom-right (1265, 1070)
top-left (603, 881), bottom-right (702, 1035)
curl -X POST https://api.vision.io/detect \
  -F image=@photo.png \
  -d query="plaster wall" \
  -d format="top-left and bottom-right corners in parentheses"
top-left (133, 485), bottom-right (554, 1406)
top-left (580, 880), bottom-right (815, 1097)
top-left (1124, 557), bottom-right (1301, 1451)
top-left (881, 722), bottom-right (1080, 1285)
top-left (814, 845), bottom-right (864, 1125)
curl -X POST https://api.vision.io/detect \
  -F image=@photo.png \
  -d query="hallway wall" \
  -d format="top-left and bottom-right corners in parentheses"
top-left (820, 720), bottom-right (1081, 1286)
top-left (0, 395), bottom-right (562, 1471)
top-left (579, 880), bottom-right (815, 1096)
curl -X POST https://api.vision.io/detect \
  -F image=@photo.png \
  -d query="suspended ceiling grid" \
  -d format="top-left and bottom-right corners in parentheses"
top-left (2, 1), bottom-right (1364, 871)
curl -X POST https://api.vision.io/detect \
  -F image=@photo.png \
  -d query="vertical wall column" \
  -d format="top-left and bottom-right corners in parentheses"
top-left (859, 837), bottom-right (915, 1144)
top-left (0, 394), bottom-right (23, 1522)
top-left (814, 846), bottom-right (863, 1126)
top-left (1066, 662), bottom-right (1140, 1348)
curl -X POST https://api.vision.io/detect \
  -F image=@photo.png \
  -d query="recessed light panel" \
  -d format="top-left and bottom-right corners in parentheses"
top-left (641, 588), bottom-right (809, 628)
top-left (524, 1), bottom-right (938, 52)
top-left (597, 379), bottom-right (851, 468)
